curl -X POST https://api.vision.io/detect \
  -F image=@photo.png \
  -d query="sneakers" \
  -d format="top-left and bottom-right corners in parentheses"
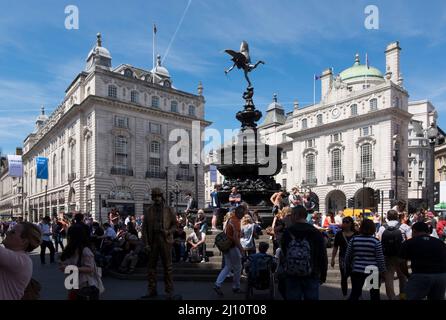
top-left (213, 285), bottom-right (224, 296)
top-left (200, 259), bottom-right (206, 263)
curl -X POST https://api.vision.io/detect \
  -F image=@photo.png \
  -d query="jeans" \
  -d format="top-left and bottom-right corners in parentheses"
top-left (53, 234), bottom-right (65, 253)
top-left (349, 272), bottom-right (380, 300)
top-left (285, 277), bottom-right (320, 300)
top-left (40, 240), bottom-right (55, 264)
top-left (406, 273), bottom-right (446, 300)
top-left (215, 247), bottom-right (242, 289)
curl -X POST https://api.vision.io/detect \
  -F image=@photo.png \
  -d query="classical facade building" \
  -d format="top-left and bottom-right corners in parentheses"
top-left (259, 42), bottom-right (422, 214)
top-left (0, 150), bottom-right (23, 219)
top-left (407, 101), bottom-right (438, 210)
top-left (22, 33), bottom-right (210, 222)
top-left (203, 150), bottom-right (224, 207)
top-left (435, 127), bottom-right (446, 183)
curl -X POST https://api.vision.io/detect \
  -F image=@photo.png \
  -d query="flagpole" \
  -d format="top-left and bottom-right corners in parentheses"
top-left (313, 74), bottom-right (316, 106)
top-left (152, 24), bottom-right (156, 84)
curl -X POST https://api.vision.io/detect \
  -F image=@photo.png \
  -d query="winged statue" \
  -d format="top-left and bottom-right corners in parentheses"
top-left (224, 41), bottom-right (265, 88)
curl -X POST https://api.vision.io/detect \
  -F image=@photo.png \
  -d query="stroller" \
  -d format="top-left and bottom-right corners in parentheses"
top-left (245, 254), bottom-right (276, 300)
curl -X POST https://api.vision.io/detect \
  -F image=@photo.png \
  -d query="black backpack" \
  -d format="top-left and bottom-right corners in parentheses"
top-left (381, 223), bottom-right (403, 256)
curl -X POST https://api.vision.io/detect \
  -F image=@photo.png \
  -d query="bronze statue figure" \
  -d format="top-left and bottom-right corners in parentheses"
top-left (225, 41), bottom-right (265, 88)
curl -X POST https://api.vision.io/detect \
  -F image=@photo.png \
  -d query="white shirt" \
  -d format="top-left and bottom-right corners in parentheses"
top-left (335, 215), bottom-right (343, 225)
top-left (377, 220), bottom-right (411, 241)
top-left (0, 247), bottom-right (32, 300)
top-left (124, 217), bottom-right (131, 226)
top-left (105, 227), bottom-right (117, 239)
top-left (39, 223), bottom-right (51, 242)
top-left (187, 231), bottom-right (205, 244)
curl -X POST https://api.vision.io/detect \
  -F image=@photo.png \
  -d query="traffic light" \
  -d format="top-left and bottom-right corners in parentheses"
top-left (434, 182), bottom-right (440, 205)
top-left (374, 189), bottom-right (381, 203)
top-left (389, 189), bottom-right (395, 200)
top-left (169, 192), bottom-right (174, 205)
top-left (347, 197), bottom-right (355, 208)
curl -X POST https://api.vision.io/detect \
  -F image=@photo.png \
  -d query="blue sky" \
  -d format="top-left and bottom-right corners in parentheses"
top-left (1, 0), bottom-right (446, 154)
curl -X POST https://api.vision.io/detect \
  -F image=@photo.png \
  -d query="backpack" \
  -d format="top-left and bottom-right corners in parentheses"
top-left (381, 223), bottom-right (403, 256)
top-left (285, 233), bottom-right (312, 277)
top-left (248, 254), bottom-right (273, 290)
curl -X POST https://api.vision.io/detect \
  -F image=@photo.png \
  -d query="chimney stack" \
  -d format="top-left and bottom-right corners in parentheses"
top-left (385, 41), bottom-right (401, 85)
top-left (320, 68), bottom-right (333, 101)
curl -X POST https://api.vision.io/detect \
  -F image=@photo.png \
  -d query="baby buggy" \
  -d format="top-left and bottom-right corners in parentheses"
top-left (245, 254), bottom-right (276, 299)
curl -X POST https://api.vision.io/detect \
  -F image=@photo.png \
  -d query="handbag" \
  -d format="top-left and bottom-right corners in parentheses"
top-left (214, 221), bottom-right (233, 253)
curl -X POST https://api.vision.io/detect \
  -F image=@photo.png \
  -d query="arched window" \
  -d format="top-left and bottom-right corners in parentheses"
top-left (86, 136), bottom-right (91, 176)
top-left (114, 135), bottom-right (128, 170)
top-left (188, 105), bottom-right (196, 116)
top-left (70, 144), bottom-right (76, 174)
top-left (306, 154), bottom-right (316, 182)
top-left (370, 98), bottom-right (378, 111)
top-left (108, 85), bottom-right (117, 98)
top-left (331, 149), bottom-right (342, 180)
top-left (394, 96), bottom-right (400, 108)
top-left (124, 68), bottom-right (133, 78)
top-left (131, 91), bottom-right (139, 103)
top-left (360, 143), bottom-right (373, 178)
top-left (151, 96), bottom-right (160, 108)
top-left (171, 101), bottom-right (178, 113)
top-left (52, 154), bottom-right (57, 187)
top-left (60, 149), bottom-right (65, 183)
top-left (302, 118), bottom-right (308, 129)
top-left (317, 114), bottom-right (323, 125)
top-left (350, 104), bottom-right (358, 116)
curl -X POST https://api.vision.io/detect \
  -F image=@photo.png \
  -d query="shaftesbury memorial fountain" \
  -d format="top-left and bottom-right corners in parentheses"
top-left (216, 41), bottom-right (282, 209)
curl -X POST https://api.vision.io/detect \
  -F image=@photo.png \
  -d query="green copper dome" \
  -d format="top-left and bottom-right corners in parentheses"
top-left (339, 54), bottom-right (383, 81)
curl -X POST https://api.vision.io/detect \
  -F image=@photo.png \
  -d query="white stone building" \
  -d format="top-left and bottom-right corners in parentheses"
top-left (407, 101), bottom-right (438, 210)
top-left (22, 33), bottom-right (210, 222)
top-left (203, 150), bottom-right (224, 207)
top-left (0, 154), bottom-right (24, 219)
top-left (259, 42), bottom-right (416, 214)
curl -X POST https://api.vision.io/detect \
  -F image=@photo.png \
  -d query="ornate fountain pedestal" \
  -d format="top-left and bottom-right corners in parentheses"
top-left (216, 87), bottom-right (282, 212)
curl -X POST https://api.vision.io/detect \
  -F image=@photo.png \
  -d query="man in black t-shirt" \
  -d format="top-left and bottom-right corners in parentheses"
top-left (399, 222), bottom-right (446, 300)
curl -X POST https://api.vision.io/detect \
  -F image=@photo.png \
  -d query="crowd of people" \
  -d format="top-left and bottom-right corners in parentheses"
top-left (0, 185), bottom-right (445, 301)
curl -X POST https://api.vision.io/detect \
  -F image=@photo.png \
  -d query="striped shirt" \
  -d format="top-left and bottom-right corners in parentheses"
top-left (344, 235), bottom-right (386, 274)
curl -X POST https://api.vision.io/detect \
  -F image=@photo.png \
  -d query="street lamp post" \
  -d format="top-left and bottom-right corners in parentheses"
top-left (427, 122), bottom-right (438, 210)
top-left (174, 183), bottom-right (180, 214)
top-left (165, 166), bottom-right (169, 205)
top-left (362, 177), bottom-right (367, 216)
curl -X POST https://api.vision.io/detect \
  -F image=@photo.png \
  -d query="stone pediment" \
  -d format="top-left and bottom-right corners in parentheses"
top-left (111, 127), bottom-right (131, 138)
top-left (327, 141), bottom-right (345, 152)
top-left (356, 135), bottom-right (376, 147)
top-left (303, 147), bottom-right (318, 156)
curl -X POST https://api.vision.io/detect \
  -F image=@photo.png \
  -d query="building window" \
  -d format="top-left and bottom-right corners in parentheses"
top-left (131, 91), bottom-right (139, 103)
top-left (302, 118), bottom-right (307, 129)
top-left (419, 160), bottom-right (423, 168)
top-left (360, 143), bottom-right (373, 177)
top-left (332, 149), bottom-right (342, 180)
top-left (394, 96), bottom-right (400, 108)
top-left (124, 68), bottom-right (133, 77)
top-left (87, 113), bottom-right (92, 127)
top-left (149, 158), bottom-right (161, 176)
top-left (350, 104), bottom-right (358, 116)
top-left (108, 85), bottom-right (117, 98)
top-left (306, 154), bottom-right (316, 181)
top-left (179, 164), bottom-right (190, 178)
top-left (361, 126), bottom-right (371, 136)
top-left (332, 133), bottom-right (341, 142)
top-left (282, 164), bottom-right (287, 174)
top-left (114, 136), bottom-right (128, 170)
top-left (150, 123), bottom-right (161, 134)
top-left (408, 182), bottom-right (412, 188)
top-left (282, 179), bottom-right (287, 190)
top-left (114, 115), bottom-right (129, 129)
top-left (419, 170), bottom-right (423, 179)
top-left (151, 96), bottom-right (160, 108)
top-left (52, 154), bottom-right (57, 187)
top-left (171, 101), bottom-right (178, 113)
top-left (188, 105), bottom-right (196, 116)
top-left (306, 139), bottom-right (315, 148)
top-left (370, 98), bottom-right (378, 111)
top-left (61, 149), bottom-right (65, 183)
top-left (70, 144), bottom-right (76, 174)
top-left (86, 136), bottom-right (92, 176)
top-left (409, 171), bottom-right (412, 178)
top-left (150, 141), bottom-right (160, 154)
top-left (317, 114), bottom-right (323, 125)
